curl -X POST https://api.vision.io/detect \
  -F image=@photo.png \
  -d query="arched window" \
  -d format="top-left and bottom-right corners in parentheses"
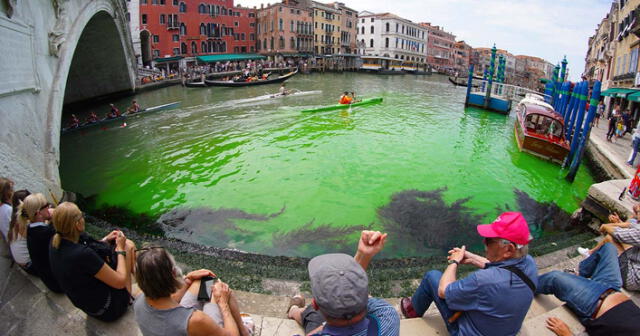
top-left (222, 7), bottom-right (227, 15)
top-left (201, 41), bottom-right (207, 53)
top-left (180, 23), bottom-right (187, 35)
top-left (179, 2), bottom-right (186, 12)
top-left (200, 23), bottom-right (206, 35)
top-left (160, 14), bottom-right (165, 24)
top-left (279, 36), bottom-right (285, 49)
top-left (290, 37), bottom-right (295, 49)
top-left (208, 40), bottom-right (213, 52)
top-left (385, 22), bottom-right (389, 32)
top-left (369, 39), bottom-right (373, 48)
top-left (370, 26), bottom-right (374, 34)
top-left (181, 42), bottom-right (187, 54)
top-left (191, 41), bottom-right (197, 54)
top-left (385, 37), bottom-right (388, 48)
top-left (279, 18), bottom-right (283, 31)
top-left (361, 26), bottom-right (364, 34)
top-left (220, 41), bottom-right (226, 52)
top-left (270, 37), bottom-right (274, 49)
top-left (198, 4), bottom-right (205, 13)
top-left (215, 5), bottom-right (220, 14)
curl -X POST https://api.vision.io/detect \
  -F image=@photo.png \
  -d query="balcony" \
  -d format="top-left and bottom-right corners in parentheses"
top-left (167, 22), bottom-right (180, 30)
top-left (613, 72), bottom-right (635, 81)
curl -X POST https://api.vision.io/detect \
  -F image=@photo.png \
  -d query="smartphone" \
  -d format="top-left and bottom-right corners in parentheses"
top-left (197, 275), bottom-right (217, 301)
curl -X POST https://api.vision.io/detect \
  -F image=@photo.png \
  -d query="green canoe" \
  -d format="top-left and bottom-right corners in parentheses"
top-left (301, 97), bottom-right (383, 113)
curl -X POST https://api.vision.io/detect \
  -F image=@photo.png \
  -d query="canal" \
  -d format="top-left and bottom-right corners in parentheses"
top-left (60, 73), bottom-right (595, 257)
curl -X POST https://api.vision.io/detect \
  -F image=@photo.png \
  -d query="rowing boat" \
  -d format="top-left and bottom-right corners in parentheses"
top-left (61, 101), bottom-right (181, 134)
top-left (301, 97), bottom-right (383, 113)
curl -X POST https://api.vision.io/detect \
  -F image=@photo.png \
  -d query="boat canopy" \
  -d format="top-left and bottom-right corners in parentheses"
top-left (522, 102), bottom-right (564, 123)
top-left (196, 54), bottom-right (267, 63)
top-left (600, 87), bottom-right (639, 97)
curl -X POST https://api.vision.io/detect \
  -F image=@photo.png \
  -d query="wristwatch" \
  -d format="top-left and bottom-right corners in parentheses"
top-left (447, 259), bottom-right (459, 265)
top-left (115, 250), bottom-right (127, 257)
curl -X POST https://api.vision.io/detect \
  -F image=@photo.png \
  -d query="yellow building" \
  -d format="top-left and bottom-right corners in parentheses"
top-left (310, 1), bottom-right (341, 55)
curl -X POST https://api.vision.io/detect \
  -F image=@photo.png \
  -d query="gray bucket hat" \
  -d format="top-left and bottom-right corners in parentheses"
top-left (308, 253), bottom-right (369, 320)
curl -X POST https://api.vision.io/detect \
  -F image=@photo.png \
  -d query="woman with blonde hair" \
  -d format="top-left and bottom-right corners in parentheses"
top-left (50, 202), bottom-right (136, 321)
top-left (8, 193), bottom-right (52, 276)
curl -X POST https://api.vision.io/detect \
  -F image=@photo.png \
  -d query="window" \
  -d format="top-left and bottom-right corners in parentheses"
top-left (153, 50), bottom-right (160, 57)
top-left (385, 37), bottom-right (388, 48)
top-left (191, 42), bottom-right (197, 54)
top-left (370, 18), bottom-right (374, 22)
top-left (201, 41), bottom-right (207, 53)
top-left (160, 14), bottom-right (165, 24)
top-left (385, 22), bottom-right (389, 32)
top-left (290, 37), bottom-right (295, 48)
top-left (173, 47), bottom-right (180, 55)
top-left (250, 46), bottom-right (255, 52)
top-left (181, 43), bottom-right (187, 54)
top-left (263, 39), bottom-right (267, 49)
top-left (180, 23), bottom-right (186, 35)
top-left (199, 4), bottom-right (205, 13)
top-left (142, 14), bottom-right (147, 24)
top-left (291, 8), bottom-right (294, 14)
top-left (160, 0), bottom-right (165, 4)
top-left (370, 26), bottom-right (373, 34)
top-left (250, 33), bottom-right (255, 40)
top-left (279, 36), bottom-right (285, 48)
top-left (179, 2), bottom-right (186, 12)
top-left (370, 39), bottom-right (373, 47)
top-left (234, 21), bottom-right (239, 27)
top-left (172, 34), bottom-right (179, 41)
top-left (200, 23), bottom-right (205, 35)
top-left (279, 18), bottom-right (283, 31)
top-left (141, 0), bottom-right (147, 4)
top-left (361, 26), bottom-right (364, 34)
top-left (153, 35), bottom-right (159, 43)
top-left (291, 20), bottom-right (294, 32)
top-left (270, 37), bottom-right (274, 49)
top-left (241, 33), bottom-right (245, 40)
top-left (173, 0), bottom-right (178, 5)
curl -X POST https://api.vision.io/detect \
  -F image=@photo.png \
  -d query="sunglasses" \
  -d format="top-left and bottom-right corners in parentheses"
top-left (38, 203), bottom-right (53, 211)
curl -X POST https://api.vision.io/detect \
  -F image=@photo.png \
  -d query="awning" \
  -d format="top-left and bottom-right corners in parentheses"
top-left (154, 56), bottom-right (183, 63)
top-left (196, 54), bottom-right (266, 63)
top-left (627, 91), bottom-right (640, 102)
top-left (278, 53), bottom-right (312, 57)
top-left (600, 88), bottom-right (638, 97)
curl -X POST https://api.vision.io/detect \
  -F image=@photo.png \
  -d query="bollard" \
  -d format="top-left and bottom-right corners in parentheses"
top-left (564, 81), bottom-right (589, 167)
top-left (566, 81), bottom-right (602, 182)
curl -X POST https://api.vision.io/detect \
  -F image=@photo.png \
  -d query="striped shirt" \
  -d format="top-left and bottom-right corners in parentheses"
top-left (313, 298), bottom-right (400, 336)
top-left (613, 226), bottom-right (640, 291)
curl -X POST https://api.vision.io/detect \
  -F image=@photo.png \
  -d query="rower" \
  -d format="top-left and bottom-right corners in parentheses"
top-left (127, 100), bottom-right (140, 114)
top-left (350, 92), bottom-right (360, 103)
top-left (86, 112), bottom-right (98, 124)
top-left (339, 91), bottom-right (353, 105)
top-left (279, 83), bottom-right (289, 96)
top-left (107, 104), bottom-right (120, 119)
top-left (69, 114), bottom-right (80, 128)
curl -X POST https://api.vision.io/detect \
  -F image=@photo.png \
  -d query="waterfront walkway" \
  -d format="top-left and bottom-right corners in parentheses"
top-left (588, 121), bottom-right (636, 179)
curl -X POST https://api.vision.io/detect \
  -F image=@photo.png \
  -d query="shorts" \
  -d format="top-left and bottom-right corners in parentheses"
top-left (180, 291), bottom-right (224, 326)
top-left (301, 305), bottom-right (326, 334)
top-left (93, 288), bottom-right (131, 322)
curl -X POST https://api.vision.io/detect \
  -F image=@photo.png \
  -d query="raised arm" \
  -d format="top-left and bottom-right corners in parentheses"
top-left (354, 230), bottom-right (387, 271)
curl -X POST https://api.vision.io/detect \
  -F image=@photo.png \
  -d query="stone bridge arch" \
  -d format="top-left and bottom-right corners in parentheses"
top-left (0, 0), bottom-right (136, 197)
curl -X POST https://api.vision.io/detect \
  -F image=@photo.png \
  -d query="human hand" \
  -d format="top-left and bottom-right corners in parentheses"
top-left (115, 231), bottom-right (126, 250)
top-left (545, 317), bottom-right (573, 336)
top-left (357, 230), bottom-right (387, 258)
top-left (212, 280), bottom-right (231, 305)
top-left (608, 213), bottom-right (621, 223)
top-left (448, 247), bottom-right (474, 265)
top-left (447, 245), bottom-right (466, 264)
top-left (185, 269), bottom-right (216, 282)
top-left (103, 230), bottom-right (119, 243)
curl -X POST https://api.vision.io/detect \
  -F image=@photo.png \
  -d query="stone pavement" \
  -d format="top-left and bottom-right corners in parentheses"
top-left (588, 119), bottom-right (637, 179)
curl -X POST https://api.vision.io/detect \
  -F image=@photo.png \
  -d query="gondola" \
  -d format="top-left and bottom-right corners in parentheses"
top-left (61, 101), bottom-right (181, 135)
top-left (448, 77), bottom-right (479, 88)
top-left (204, 69), bottom-right (298, 87)
top-left (185, 81), bottom-right (207, 88)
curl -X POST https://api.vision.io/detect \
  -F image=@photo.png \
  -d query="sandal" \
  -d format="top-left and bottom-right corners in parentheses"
top-left (287, 295), bottom-right (305, 315)
top-left (400, 297), bottom-right (419, 318)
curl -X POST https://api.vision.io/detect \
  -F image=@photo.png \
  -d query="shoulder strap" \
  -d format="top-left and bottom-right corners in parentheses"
top-left (500, 265), bottom-right (536, 293)
top-left (366, 314), bottom-right (379, 336)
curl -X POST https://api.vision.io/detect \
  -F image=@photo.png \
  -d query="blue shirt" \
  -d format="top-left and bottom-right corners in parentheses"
top-left (445, 255), bottom-right (538, 336)
top-left (314, 298), bottom-right (400, 336)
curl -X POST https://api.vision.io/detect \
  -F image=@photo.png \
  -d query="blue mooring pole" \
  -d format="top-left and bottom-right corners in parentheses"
top-left (556, 82), bottom-right (569, 115)
top-left (567, 82), bottom-right (587, 143)
top-left (566, 81), bottom-right (602, 182)
top-left (465, 64), bottom-right (474, 106)
top-left (564, 81), bottom-right (588, 167)
top-left (563, 83), bottom-right (578, 128)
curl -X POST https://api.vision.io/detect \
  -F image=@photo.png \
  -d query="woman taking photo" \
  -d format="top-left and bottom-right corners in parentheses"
top-left (49, 202), bottom-right (136, 321)
top-left (134, 246), bottom-right (251, 336)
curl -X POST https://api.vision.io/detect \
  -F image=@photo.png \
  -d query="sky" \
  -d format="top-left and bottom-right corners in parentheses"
top-left (236, 0), bottom-right (615, 81)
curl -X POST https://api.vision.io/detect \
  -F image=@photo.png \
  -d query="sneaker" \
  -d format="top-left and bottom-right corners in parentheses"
top-left (577, 247), bottom-right (590, 258)
top-left (400, 297), bottom-right (419, 318)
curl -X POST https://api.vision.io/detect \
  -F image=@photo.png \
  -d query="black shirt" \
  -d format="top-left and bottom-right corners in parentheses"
top-left (49, 238), bottom-right (111, 316)
top-left (26, 223), bottom-right (63, 293)
top-left (584, 300), bottom-right (640, 336)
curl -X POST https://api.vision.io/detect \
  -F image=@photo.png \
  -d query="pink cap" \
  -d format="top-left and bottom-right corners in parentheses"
top-left (476, 212), bottom-right (531, 245)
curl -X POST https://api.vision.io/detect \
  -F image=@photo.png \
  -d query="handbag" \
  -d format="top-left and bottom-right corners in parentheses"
top-left (79, 233), bottom-right (117, 269)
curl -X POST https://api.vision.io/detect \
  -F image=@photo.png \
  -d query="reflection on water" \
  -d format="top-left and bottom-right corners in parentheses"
top-left (60, 73), bottom-right (594, 257)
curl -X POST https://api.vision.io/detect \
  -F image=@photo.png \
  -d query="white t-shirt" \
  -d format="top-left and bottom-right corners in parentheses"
top-left (0, 203), bottom-right (11, 240)
top-left (10, 234), bottom-right (30, 265)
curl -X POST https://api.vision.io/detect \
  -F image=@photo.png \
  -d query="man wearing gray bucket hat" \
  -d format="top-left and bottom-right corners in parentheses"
top-left (286, 230), bottom-right (400, 336)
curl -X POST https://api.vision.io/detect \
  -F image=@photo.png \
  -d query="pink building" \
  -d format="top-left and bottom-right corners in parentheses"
top-left (256, 0), bottom-right (314, 56)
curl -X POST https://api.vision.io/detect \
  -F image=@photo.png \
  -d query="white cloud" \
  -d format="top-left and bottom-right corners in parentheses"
top-left (237, 0), bottom-right (613, 81)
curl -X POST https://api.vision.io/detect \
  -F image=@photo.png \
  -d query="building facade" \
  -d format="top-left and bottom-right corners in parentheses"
top-left (329, 2), bottom-right (358, 54)
top-left (138, 0), bottom-right (257, 67)
top-left (256, 0), bottom-right (313, 56)
top-left (357, 11), bottom-right (428, 64)
top-left (310, 1), bottom-right (341, 55)
top-left (421, 23), bottom-right (455, 72)
top-left (453, 40), bottom-right (472, 74)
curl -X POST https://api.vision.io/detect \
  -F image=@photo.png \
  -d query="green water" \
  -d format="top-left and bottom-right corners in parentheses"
top-left (60, 73), bottom-right (594, 257)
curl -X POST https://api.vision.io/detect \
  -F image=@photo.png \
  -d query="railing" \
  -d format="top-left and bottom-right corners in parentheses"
top-left (470, 79), bottom-right (548, 102)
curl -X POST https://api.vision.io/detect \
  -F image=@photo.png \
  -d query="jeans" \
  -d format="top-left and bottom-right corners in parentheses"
top-left (628, 136), bottom-right (640, 165)
top-left (411, 270), bottom-right (459, 335)
top-left (536, 243), bottom-right (622, 322)
top-left (607, 121), bottom-right (617, 140)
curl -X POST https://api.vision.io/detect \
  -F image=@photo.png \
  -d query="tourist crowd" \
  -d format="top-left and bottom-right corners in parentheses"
top-left (1, 175), bottom-right (639, 336)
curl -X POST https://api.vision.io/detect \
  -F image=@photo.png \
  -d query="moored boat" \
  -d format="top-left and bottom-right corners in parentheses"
top-left (61, 101), bottom-right (181, 134)
top-left (301, 97), bottom-right (383, 113)
top-left (185, 81), bottom-right (207, 88)
top-left (205, 69), bottom-right (298, 87)
top-left (514, 102), bottom-right (569, 164)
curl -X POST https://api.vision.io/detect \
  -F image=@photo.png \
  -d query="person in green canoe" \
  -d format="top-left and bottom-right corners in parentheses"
top-left (339, 91), bottom-right (353, 105)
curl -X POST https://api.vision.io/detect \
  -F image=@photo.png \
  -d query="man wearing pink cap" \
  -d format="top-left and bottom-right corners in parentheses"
top-left (401, 212), bottom-right (538, 336)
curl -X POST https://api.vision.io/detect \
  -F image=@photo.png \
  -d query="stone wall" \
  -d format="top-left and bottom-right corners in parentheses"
top-left (0, 0), bottom-right (136, 197)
